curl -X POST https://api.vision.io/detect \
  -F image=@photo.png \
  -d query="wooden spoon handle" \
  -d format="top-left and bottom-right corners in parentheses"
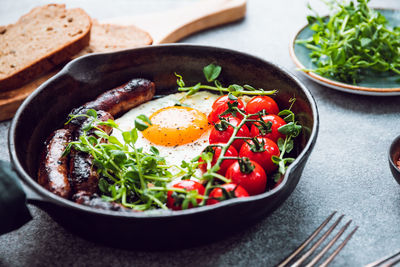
top-left (102, 0), bottom-right (247, 44)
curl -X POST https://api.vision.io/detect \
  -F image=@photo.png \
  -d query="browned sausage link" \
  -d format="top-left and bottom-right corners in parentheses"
top-left (69, 151), bottom-right (99, 194)
top-left (73, 191), bottom-right (130, 212)
top-left (38, 129), bottom-right (72, 198)
top-left (63, 79), bottom-right (154, 200)
top-left (73, 110), bottom-right (114, 140)
top-left (71, 78), bottom-right (155, 118)
top-left (69, 110), bottom-right (114, 194)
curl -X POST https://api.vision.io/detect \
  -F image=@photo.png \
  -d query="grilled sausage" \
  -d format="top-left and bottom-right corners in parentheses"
top-left (38, 129), bottom-right (72, 198)
top-left (69, 151), bottom-right (99, 194)
top-left (66, 79), bottom-right (155, 196)
top-left (70, 78), bottom-right (155, 118)
top-left (73, 110), bottom-right (114, 140)
top-left (69, 110), bottom-right (114, 194)
top-left (40, 78), bottom-right (155, 204)
top-left (73, 191), bottom-right (130, 212)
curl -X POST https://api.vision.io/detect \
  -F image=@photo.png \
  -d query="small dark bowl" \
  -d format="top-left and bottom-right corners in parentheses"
top-left (9, 44), bottom-right (318, 249)
top-left (389, 135), bottom-right (400, 185)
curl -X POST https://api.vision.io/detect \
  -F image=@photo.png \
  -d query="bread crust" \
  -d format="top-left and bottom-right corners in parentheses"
top-left (0, 4), bottom-right (92, 91)
top-left (0, 21), bottom-right (153, 121)
top-left (77, 20), bottom-right (152, 55)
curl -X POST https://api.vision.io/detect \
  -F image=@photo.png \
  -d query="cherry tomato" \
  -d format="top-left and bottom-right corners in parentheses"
top-left (245, 96), bottom-right (279, 116)
top-left (199, 144), bottom-right (238, 176)
top-left (225, 158), bottom-right (267, 196)
top-left (250, 114), bottom-right (287, 143)
top-left (239, 137), bottom-right (280, 174)
top-left (209, 116), bottom-right (250, 151)
top-left (167, 180), bottom-right (205, 210)
top-left (212, 95), bottom-right (245, 110)
top-left (206, 183), bottom-right (249, 205)
top-left (208, 95), bottom-right (245, 123)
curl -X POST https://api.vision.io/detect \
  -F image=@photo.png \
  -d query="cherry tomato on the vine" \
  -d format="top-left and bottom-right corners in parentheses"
top-left (208, 95), bottom-right (245, 123)
top-left (225, 158), bottom-right (267, 196)
top-left (206, 183), bottom-right (249, 205)
top-left (245, 96), bottom-right (279, 117)
top-left (239, 137), bottom-right (280, 174)
top-left (199, 144), bottom-right (238, 176)
top-left (250, 114), bottom-right (286, 143)
top-left (167, 180), bottom-right (205, 210)
top-left (212, 95), bottom-right (245, 110)
top-left (209, 116), bottom-right (250, 151)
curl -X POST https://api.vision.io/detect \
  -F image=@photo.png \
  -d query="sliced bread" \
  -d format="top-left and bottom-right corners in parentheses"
top-left (77, 20), bottom-right (152, 54)
top-left (0, 4), bottom-right (92, 90)
top-left (0, 21), bottom-right (153, 121)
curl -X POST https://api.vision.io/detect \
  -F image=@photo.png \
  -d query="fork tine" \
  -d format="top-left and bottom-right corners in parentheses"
top-left (318, 225), bottom-right (358, 267)
top-left (305, 220), bottom-right (352, 267)
top-left (364, 249), bottom-right (400, 267)
top-left (277, 212), bottom-right (337, 267)
top-left (381, 254), bottom-right (400, 267)
top-left (291, 214), bottom-right (345, 266)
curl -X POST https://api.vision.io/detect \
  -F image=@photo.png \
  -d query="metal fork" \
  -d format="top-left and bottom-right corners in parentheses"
top-left (277, 212), bottom-right (358, 267)
top-left (364, 249), bottom-right (400, 267)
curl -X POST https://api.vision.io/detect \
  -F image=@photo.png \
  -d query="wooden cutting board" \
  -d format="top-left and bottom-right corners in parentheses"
top-left (0, 0), bottom-right (246, 121)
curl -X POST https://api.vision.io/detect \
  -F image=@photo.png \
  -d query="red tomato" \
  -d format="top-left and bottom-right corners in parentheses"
top-left (208, 95), bottom-right (245, 123)
top-left (245, 96), bottom-right (279, 116)
top-left (206, 183), bottom-right (249, 205)
top-left (167, 180), bottom-right (205, 210)
top-left (199, 144), bottom-right (238, 176)
top-left (209, 116), bottom-right (250, 151)
top-left (239, 137), bottom-right (280, 174)
top-left (212, 95), bottom-right (245, 110)
top-left (250, 114), bottom-right (287, 143)
top-left (225, 158), bottom-right (267, 196)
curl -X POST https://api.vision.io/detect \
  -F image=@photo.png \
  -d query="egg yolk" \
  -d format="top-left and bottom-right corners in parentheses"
top-left (142, 106), bottom-right (209, 146)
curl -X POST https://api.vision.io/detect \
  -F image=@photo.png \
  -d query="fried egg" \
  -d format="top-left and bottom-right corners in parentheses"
top-left (112, 91), bottom-right (220, 168)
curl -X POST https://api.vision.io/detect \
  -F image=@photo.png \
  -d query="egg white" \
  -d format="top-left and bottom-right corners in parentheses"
top-left (112, 91), bottom-right (220, 170)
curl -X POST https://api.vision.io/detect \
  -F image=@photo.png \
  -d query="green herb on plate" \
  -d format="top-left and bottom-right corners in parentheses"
top-left (297, 0), bottom-right (400, 84)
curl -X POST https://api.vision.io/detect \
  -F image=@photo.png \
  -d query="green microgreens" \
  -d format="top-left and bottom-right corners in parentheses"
top-left (175, 63), bottom-right (278, 97)
top-left (271, 98), bottom-right (302, 183)
top-left (297, 0), bottom-right (400, 84)
top-left (64, 109), bottom-right (204, 211)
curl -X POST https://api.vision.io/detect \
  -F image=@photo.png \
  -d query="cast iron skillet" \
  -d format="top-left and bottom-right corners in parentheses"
top-left (9, 44), bottom-right (319, 249)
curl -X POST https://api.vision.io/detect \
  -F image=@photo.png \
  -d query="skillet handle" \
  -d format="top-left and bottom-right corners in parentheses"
top-left (19, 180), bottom-right (46, 203)
top-left (0, 161), bottom-right (32, 235)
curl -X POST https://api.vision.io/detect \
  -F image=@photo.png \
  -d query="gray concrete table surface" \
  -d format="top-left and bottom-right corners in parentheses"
top-left (1, 0), bottom-right (400, 266)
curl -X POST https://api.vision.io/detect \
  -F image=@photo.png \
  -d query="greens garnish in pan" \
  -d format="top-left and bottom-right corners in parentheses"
top-left (175, 63), bottom-right (277, 97)
top-left (296, 0), bottom-right (400, 84)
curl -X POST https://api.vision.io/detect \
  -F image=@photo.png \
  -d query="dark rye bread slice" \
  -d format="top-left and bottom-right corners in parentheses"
top-left (0, 21), bottom-right (152, 121)
top-left (0, 4), bottom-right (92, 91)
top-left (78, 20), bottom-right (152, 54)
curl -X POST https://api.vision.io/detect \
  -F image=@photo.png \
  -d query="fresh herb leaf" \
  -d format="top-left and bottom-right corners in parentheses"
top-left (203, 63), bottom-right (222, 82)
top-left (98, 178), bottom-right (110, 193)
top-left (135, 114), bottom-right (152, 131)
top-left (176, 64), bottom-right (277, 97)
top-left (86, 109), bottom-right (97, 118)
